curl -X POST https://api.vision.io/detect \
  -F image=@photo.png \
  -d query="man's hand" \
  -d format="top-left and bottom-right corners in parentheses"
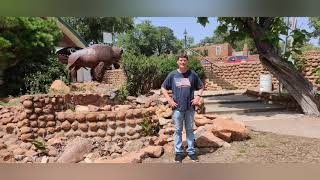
top-left (161, 87), bottom-right (178, 108)
top-left (191, 96), bottom-right (202, 106)
top-left (168, 98), bottom-right (178, 108)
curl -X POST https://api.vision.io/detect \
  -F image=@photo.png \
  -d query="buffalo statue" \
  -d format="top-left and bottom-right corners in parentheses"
top-left (56, 44), bottom-right (123, 82)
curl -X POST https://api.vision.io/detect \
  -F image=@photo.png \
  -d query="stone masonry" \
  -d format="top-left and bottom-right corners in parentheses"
top-left (205, 51), bottom-right (320, 91)
top-left (0, 93), bottom-right (157, 142)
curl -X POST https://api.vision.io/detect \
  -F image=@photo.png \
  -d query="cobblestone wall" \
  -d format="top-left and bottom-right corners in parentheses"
top-left (206, 51), bottom-right (320, 91)
top-left (102, 69), bottom-right (126, 86)
top-left (0, 93), bottom-right (157, 142)
top-left (209, 62), bottom-right (280, 90)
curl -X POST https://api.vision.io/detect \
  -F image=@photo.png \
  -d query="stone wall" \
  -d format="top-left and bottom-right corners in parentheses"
top-left (102, 69), bottom-right (126, 86)
top-left (208, 62), bottom-right (280, 90)
top-left (300, 51), bottom-right (320, 90)
top-left (206, 51), bottom-right (320, 91)
top-left (0, 93), bottom-right (158, 142)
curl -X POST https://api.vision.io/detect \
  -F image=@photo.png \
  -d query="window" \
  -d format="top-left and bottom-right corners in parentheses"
top-left (216, 46), bottom-right (221, 56)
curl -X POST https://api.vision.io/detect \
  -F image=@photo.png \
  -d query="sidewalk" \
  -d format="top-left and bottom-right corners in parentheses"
top-left (222, 111), bottom-right (320, 139)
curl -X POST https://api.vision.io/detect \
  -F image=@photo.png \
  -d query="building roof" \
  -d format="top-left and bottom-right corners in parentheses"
top-left (56, 17), bottom-right (88, 48)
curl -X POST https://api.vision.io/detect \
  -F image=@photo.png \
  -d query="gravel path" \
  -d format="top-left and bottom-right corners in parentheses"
top-left (143, 131), bottom-right (320, 163)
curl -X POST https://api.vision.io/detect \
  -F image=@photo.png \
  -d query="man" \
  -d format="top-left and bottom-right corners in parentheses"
top-left (161, 53), bottom-right (204, 163)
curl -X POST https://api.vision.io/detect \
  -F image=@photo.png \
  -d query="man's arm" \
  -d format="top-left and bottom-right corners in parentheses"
top-left (161, 87), bottom-right (177, 108)
top-left (191, 85), bottom-right (204, 106)
top-left (197, 86), bottom-right (204, 97)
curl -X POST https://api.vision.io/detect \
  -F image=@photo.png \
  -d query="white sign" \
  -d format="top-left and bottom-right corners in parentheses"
top-left (103, 32), bottom-right (112, 44)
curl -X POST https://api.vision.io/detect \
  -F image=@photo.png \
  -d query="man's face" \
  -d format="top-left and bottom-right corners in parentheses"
top-left (177, 57), bottom-right (188, 69)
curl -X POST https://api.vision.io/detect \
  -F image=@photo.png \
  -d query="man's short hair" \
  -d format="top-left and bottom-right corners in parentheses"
top-left (177, 52), bottom-right (188, 61)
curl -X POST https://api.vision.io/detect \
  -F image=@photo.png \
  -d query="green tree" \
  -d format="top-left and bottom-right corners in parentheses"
top-left (309, 17), bottom-right (320, 44)
top-left (300, 43), bottom-right (320, 51)
top-left (199, 31), bottom-right (257, 54)
top-left (118, 21), bottom-right (183, 56)
top-left (187, 36), bottom-right (195, 48)
top-left (232, 37), bottom-right (257, 54)
top-left (308, 17), bottom-right (320, 96)
top-left (198, 17), bottom-right (319, 115)
top-left (199, 33), bottom-right (225, 45)
top-left (0, 17), bottom-right (63, 96)
top-left (61, 17), bottom-right (134, 44)
top-left (156, 26), bottom-right (179, 54)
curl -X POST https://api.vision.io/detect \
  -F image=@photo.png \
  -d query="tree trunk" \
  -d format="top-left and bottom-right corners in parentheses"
top-left (259, 52), bottom-right (320, 115)
top-left (245, 19), bottom-right (320, 116)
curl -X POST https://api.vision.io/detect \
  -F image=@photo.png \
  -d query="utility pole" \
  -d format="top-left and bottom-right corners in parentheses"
top-left (183, 28), bottom-right (188, 49)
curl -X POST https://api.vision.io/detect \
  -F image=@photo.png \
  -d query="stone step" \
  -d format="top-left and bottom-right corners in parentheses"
top-left (200, 93), bottom-right (236, 98)
top-left (205, 102), bottom-right (286, 115)
top-left (196, 90), bottom-right (247, 97)
top-left (203, 94), bottom-right (261, 104)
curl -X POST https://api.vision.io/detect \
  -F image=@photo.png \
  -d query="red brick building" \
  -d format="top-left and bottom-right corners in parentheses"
top-left (192, 43), bottom-right (252, 62)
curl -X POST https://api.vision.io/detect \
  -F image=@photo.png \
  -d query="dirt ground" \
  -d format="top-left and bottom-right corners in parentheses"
top-left (143, 130), bottom-right (320, 163)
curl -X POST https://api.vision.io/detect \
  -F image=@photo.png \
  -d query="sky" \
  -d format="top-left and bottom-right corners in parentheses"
top-left (135, 17), bottom-right (218, 44)
top-left (134, 17), bottom-right (319, 46)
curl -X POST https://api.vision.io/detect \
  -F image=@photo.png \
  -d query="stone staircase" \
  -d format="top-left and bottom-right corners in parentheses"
top-left (203, 92), bottom-right (287, 115)
top-left (205, 71), bottom-right (238, 91)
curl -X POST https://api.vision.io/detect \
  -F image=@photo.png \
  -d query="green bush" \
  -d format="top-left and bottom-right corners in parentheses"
top-left (5, 55), bottom-right (69, 95)
top-left (121, 51), bottom-right (205, 96)
top-left (138, 115), bottom-right (160, 137)
top-left (186, 56), bottom-right (206, 80)
top-left (1, 17), bottom-right (63, 96)
top-left (157, 55), bottom-right (177, 85)
top-left (121, 51), bottom-right (159, 96)
top-left (115, 83), bottom-right (129, 102)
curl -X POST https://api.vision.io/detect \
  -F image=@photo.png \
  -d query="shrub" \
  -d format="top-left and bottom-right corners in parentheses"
top-left (138, 115), bottom-right (160, 137)
top-left (156, 55), bottom-right (177, 86)
top-left (9, 55), bottom-right (69, 95)
top-left (115, 83), bottom-right (129, 102)
top-left (30, 137), bottom-right (48, 155)
top-left (121, 51), bottom-right (205, 96)
top-left (121, 51), bottom-right (159, 96)
top-left (186, 56), bottom-right (206, 80)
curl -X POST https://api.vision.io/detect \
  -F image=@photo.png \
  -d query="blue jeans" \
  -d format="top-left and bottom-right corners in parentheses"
top-left (172, 109), bottom-right (195, 155)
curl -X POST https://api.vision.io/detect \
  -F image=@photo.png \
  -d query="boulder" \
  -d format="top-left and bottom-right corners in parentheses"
top-left (194, 127), bottom-right (225, 148)
top-left (194, 117), bottom-right (212, 126)
top-left (88, 105), bottom-right (99, 112)
top-left (162, 108), bottom-right (172, 118)
top-left (136, 95), bottom-right (148, 104)
top-left (123, 140), bottom-right (144, 153)
top-left (141, 146), bottom-right (163, 158)
top-left (212, 118), bottom-right (250, 141)
top-left (49, 80), bottom-right (70, 94)
top-left (75, 105), bottom-right (89, 112)
top-left (47, 136), bottom-right (65, 147)
top-left (159, 117), bottom-right (171, 126)
top-left (57, 137), bottom-right (93, 163)
top-left (95, 151), bottom-right (145, 163)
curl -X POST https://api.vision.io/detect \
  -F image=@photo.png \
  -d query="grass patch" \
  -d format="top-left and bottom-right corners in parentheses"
top-left (0, 98), bottom-right (20, 107)
top-left (239, 149), bottom-right (247, 154)
top-left (256, 143), bottom-right (268, 148)
top-left (236, 148), bottom-right (247, 158)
